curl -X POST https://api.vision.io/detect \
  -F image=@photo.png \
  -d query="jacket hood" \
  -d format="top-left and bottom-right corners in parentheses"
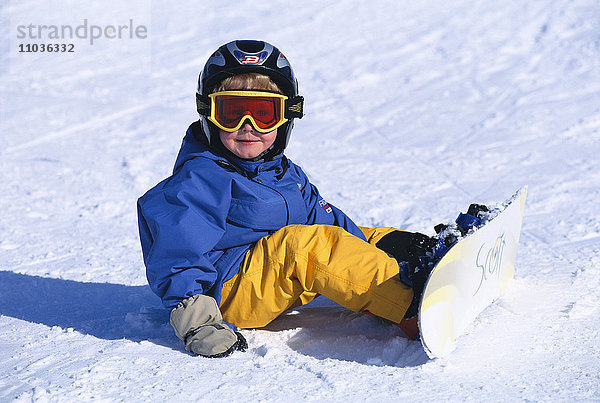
top-left (173, 121), bottom-right (285, 177)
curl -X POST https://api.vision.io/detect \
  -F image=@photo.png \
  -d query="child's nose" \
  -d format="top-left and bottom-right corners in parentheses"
top-left (240, 121), bottom-right (255, 133)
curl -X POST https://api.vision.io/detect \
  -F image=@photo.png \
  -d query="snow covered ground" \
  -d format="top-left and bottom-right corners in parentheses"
top-left (1, 0), bottom-right (599, 400)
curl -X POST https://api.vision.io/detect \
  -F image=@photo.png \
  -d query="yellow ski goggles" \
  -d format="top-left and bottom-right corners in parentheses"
top-left (197, 90), bottom-right (304, 133)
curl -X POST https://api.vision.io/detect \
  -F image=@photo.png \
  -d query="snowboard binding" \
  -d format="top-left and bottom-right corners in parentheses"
top-left (386, 203), bottom-right (492, 320)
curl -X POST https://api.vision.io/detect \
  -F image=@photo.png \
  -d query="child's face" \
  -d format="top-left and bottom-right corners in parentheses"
top-left (219, 123), bottom-right (277, 160)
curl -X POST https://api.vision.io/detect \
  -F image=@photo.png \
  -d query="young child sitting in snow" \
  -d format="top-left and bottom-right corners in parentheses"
top-left (137, 40), bottom-right (471, 357)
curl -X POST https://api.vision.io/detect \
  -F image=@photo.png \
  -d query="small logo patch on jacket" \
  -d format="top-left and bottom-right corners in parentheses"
top-left (319, 199), bottom-right (333, 214)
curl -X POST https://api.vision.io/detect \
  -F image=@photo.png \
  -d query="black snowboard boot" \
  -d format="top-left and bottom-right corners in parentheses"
top-left (375, 231), bottom-right (439, 319)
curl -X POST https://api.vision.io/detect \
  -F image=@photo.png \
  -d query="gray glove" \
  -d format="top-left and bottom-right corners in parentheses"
top-left (170, 294), bottom-right (247, 358)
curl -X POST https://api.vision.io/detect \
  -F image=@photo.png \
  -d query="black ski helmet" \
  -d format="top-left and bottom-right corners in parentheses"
top-left (196, 40), bottom-right (303, 159)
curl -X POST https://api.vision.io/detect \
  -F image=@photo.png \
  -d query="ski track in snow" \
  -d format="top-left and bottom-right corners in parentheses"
top-left (1, 0), bottom-right (600, 400)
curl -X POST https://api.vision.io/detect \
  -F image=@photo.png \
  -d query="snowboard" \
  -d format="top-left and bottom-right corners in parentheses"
top-left (418, 187), bottom-right (527, 358)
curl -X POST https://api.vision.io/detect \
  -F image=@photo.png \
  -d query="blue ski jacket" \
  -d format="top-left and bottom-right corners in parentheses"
top-left (137, 123), bottom-right (366, 309)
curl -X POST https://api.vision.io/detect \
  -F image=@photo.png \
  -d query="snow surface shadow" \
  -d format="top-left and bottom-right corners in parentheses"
top-left (0, 271), bottom-right (176, 347)
top-left (261, 297), bottom-right (429, 367)
top-left (0, 271), bottom-right (429, 364)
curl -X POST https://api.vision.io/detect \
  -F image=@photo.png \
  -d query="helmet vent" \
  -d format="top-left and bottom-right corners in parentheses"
top-left (236, 40), bottom-right (265, 53)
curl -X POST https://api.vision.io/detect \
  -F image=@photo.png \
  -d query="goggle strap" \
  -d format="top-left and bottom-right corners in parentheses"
top-left (285, 95), bottom-right (304, 119)
top-left (196, 94), bottom-right (210, 116)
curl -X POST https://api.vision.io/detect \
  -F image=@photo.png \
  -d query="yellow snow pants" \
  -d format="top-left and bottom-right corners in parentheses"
top-left (219, 224), bottom-right (413, 328)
